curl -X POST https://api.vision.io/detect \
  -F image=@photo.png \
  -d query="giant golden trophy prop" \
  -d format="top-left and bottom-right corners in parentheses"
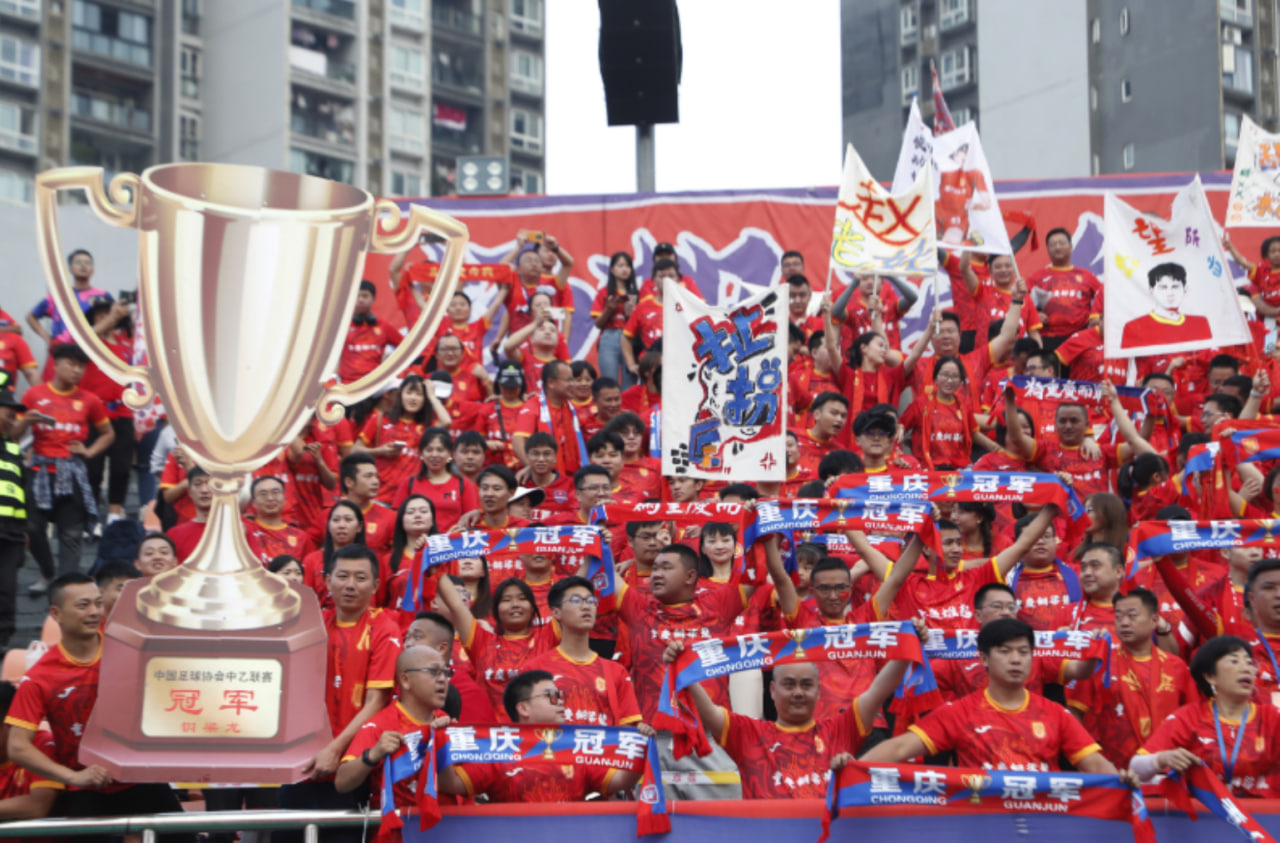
top-left (34, 164), bottom-right (466, 781)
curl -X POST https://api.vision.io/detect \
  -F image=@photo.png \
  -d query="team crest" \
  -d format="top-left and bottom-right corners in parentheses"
top-left (72, 400), bottom-right (83, 411)
top-left (1243, 437), bottom-right (1261, 455)
top-left (1258, 735), bottom-right (1267, 752)
top-left (561, 765), bottom-right (576, 779)
top-left (1139, 717), bottom-right (1151, 737)
top-left (595, 677), bottom-right (607, 693)
top-left (287, 535), bottom-right (297, 547)
top-left (1031, 721), bottom-right (1045, 739)
top-left (815, 736), bottom-right (825, 753)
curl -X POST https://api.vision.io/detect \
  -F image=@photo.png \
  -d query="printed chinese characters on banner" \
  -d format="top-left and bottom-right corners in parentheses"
top-left (891, 98), bottom-right (1011, 255)
top-left (1103, 176), bottom-right (1251, 357)
top-left (1226, 113), bottom-right (1280, 227)
top-left (831, 142), bottom-right (937, 278)
top-left (661, 280), bottom-right (787, 481)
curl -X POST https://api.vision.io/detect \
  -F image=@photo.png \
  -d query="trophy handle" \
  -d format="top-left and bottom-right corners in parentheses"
top-left (33, 167), bottom-right (154, 410)
top-left (316, 199), bottom-right (469, 423)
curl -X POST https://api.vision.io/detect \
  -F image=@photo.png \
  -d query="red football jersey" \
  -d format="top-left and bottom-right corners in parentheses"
top-left (23, 383), bottom-right (110, 459)
top-left (1140, 701), bottom-right (1280, 797)
top-left (159, 451), bottom-right (196, 524)
top-left (622, 298), bottom-right (663, 351)
top-left (910, 688), bottom-right (1100, 771)
top-left (392, 475), bottom-right (479, 533)
top-left (898, 395), bottom-right (977, 469)
top-left (978, 280), bottom-right (1042, 336)
top-left (359, 413), bottom-right (427, 506)
top-left (613, 463), bottom-right (660, 506)
top-left (0, 729), bottom-right (56, 798)
top-left (1049, 598), bottom-right (1115, 633)
top-left (1053, 326), bottom-right (1128, 384)
top-left (167, 520), bottom-right (207, 563)
top-left (793, 429), bottom-right (838, 476)
top-left (455, 757), bottom-right (615, 803)
top-left (616, 580), bottom-right (747, 720)
top-left (590, 287), bottom-right (633, 332)
top-left (291, 421), bottom-right (341, 538)
top-left (1067, 645), bottom-right (1196, 769)
top-left (5, 639), bottom-right (118, 790)
top-left (0, 333), bottom-right (36, 382)
top-left (1025, 265), bottom-right (1103, 338)
top-left (341, 700), bottom-right (435, 810)
top-left (522, 646), bottom-right (642, 727)
top-left (1013, 566), bottom-right (1078, 631)
top-left (322, 608), bottom-right (400, 736)
top-left (513, 398), bottom-right (584, 477)
top-left (785, 599), bottom-right (880, 722)
top-left (339, 321), bottom-right (401, 384)
top-left (485, 397), bottom-right (535, 471)
top-left (932, 656), bottom-right (1062, 702)
top-left (719, 703), bottom-right (870, 799)
top-left (1037, 441), bottom-right (1117, 500)
top-left (243, 519), bottom-right (316, 565)
top-left (462, 623), bottom-right (560, 719)
top-left (898, 560), bottom-right (1002, 631)
top-left (424, 316), bottom-right (492, 366)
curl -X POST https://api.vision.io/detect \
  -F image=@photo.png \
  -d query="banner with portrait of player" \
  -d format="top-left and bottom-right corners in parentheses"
top-left (830, 142), bottom-right (937, 278)
top-left (1226, 113), bottom-right (1280, 228)
top-left (661, 281), bottom-right (787, 481)
top-left (891, 98), bottom-right (1012, 256)
top-left (1102, 176), bottom-right (1251, 357)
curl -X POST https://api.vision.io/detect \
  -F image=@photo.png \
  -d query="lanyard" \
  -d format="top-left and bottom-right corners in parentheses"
top-left (1257, 633), bottom-right (1280, 687)
top-left (1213, 701), bottom-right (1248, 785)
top-left (649, 408), bottom-right (662, 459)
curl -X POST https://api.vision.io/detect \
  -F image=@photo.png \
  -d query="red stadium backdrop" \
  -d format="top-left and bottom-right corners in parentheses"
top-left (362, 171), bottom-right (1269, 364)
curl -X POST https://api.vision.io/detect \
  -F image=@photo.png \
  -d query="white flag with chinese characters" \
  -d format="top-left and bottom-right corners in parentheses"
top-left (1103, 176), bottom-right (1250, 357)
top-left (831, 142), bottom-right (936, 278)
top-left (661, 280), bottom-right (787, 481)
top-left (1226, 113), bottom-right (1280, 227)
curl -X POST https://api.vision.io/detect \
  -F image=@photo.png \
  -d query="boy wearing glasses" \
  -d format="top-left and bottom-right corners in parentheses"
top-left (524, 577), bottom-right (649, 730)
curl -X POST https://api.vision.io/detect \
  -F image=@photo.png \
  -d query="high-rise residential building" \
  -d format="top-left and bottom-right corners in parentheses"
top-left (0, 0), bottom-right (545, 207)
top-left (841, 0), bottom-right (1279, 180)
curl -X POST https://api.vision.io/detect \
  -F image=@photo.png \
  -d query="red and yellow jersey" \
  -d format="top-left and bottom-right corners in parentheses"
top-left (522, 646), bottom-right (642, 727)
top-left (359, 412), bottom-right (427, 506)
top-left (1025, 265), bottom-right (1103, 338)
top-left (719, 703), bottom-right (870, 799)
top-left (243, 519), bottom-right (316, 565)
top-left (455, 757), bottom-right (615, 803)
top-left (463, 622), bottom-right (560, 720)
top-left (340, 321), bottom-right (400, 383)
top-left (341, 701), bottom-right (435, 810)
top-left (322, 608), bottom-right (400, 736)
top-left (910, 688), bottom-right (1100, 771)
top-left (1140, 700), bottom-right (1280, 798)
top-left (22, 383), bottom-right (110, 459)
top-left (899, 560), bottom-right (1002, 631)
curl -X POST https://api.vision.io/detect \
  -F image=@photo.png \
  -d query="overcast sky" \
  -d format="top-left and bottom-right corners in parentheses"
top-left (544, 1), bottom-right (842, 195)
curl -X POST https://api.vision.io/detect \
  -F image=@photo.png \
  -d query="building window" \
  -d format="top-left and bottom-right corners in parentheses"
top-left (510, 0), bottom-right (542, 37)
top-left (289, 148), bottom-right (354, 184)
top-left (388, 106), bottom-right (425, 155)
top-left (0, 100), bottom-right (36, 153)
top-left (389, 45), bottom-right (424, 92)
top-left (180, 46), bottom-right (200, 99)
top-left (181, 0), bottom-right (199, 35)
top-left (0, 0), bottom-right (41, 21)
top-left (510, 51), bottom-right (543, 96)
top-left (1120, 7), bottom-right (1129, 34)
top-left (1090, 85), bottom-right (1098, 110)
top-left (1221, 0), bottom-right (1252, 27)
top-left (180, 114), bottom-right (199, 160)
top-left (0, 168), bottom-right (32, 205)
top-left (900, 5), bottom-right (918, 45)
top-left (1122, 143), bottom-right (1135, 170)
top-left (950, 106), bottom-right (973, 127)
top-left (71, 1), bottom-right (152, 67)
top-left (901, 63), bottom-right (918, 103)
top-left (940, 46), bottom-right (970, 90)
top-left (511, 167), bottom-right (541, 194)
top-left (72, 89), bottom-right (150, 132)
top-left (1224, 43), bottom-right (1254, 93)
top-left (0, 35), bottom-right (39, 87)
top-left (1225, 112), bottom-right (1241, 148)
top-left (510, 108), bottom-right (542, 153)
top-left (390, 169), bottom-right (423, 197)
top-left (939, 0), bottom-right (969, 30)
top-left (1120, 79), bottom-right (1132, 102)
top-left (1090, 17), bottom-right (1100, 43)
top-left (388, 0), bottom-right (425, 32)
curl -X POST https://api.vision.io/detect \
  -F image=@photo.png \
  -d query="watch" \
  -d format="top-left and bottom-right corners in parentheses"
top-left (361, 748), bottom-right (379, 767)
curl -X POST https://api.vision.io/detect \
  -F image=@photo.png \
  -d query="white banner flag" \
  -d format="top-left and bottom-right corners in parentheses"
top-left (1226, 113), bottom-right (1280, 228)
top-left (661, 280), bottom-right (787, 481)
top-left (831, 143), bottom-right (936, 278)
top-left (1103, 176), bottom-right (1250, 357)
top-left (892, 98), bottom-right (1011, 255)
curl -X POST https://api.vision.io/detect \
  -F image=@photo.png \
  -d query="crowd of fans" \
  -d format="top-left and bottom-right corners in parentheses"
top-left (0, 227), bottom-right (1279, 841)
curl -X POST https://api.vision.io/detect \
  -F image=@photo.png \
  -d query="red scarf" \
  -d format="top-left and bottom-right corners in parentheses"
top-left (849, 366), bottom-right (889, 417)
top-left (914, 386), bottom-right (971, 470)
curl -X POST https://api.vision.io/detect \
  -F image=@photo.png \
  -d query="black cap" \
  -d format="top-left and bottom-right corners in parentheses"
top-left (359, 280), bottom-right (377, 296)
top-left (0, 390), bottom-right (25, 412)
top-left (853, 411), bottom-right (896, 437)
top-left (427, 370), bottom-right (453, 384)
top-left (496, 365), bottom-right (524, 388)
top-left (654, 242), bottom-right (676, 255)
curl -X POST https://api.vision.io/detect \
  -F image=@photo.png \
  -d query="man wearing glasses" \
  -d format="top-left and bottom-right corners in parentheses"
top-left (437, 670), bottom-right (644, 802)
top-left (525, 577), bottom-right (649, 730)
top-left (514, 360), bottom-right (583, 476)
top-left (243, 475), bottom-right (316, 565)
top-left (335, 645), bottom-right (452, 838)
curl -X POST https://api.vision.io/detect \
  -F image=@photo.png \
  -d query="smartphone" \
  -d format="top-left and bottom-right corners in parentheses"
top-left (522, 229), bottom-right (545, 244)
top-left (119, 289), bottom-right (137, 305)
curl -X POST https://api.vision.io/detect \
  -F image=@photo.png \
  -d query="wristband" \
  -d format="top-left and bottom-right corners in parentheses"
top-left (1011, 299), bottom-right (1025, 306)
top-left (361, 748), bottom-right (378, 767)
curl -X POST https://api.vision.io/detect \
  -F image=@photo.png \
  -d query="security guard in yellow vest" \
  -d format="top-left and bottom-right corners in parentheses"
top-left (0, 386), bottom-right (27, 646)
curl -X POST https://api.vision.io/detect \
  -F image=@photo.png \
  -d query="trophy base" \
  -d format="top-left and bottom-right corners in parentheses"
top-left (79, 580), bottom-right (332, 784)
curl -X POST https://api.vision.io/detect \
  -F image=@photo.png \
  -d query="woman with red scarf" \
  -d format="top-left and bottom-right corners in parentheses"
top-left (899, 356), bottom-right (996, 469)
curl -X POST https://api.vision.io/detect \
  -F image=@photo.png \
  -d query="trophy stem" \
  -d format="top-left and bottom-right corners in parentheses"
top-left (136, 481), bottom-right (302, 631)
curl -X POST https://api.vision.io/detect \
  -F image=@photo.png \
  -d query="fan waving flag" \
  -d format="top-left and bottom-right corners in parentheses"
top-left (832, 142), bottom-right (936, 278)
top-left (1226, 113), bottom-right (1280, 228)
top-left (661, 280), bottom-right (788, 481)
top-left (831, 469), bottom-right (1083, 519)
top-left (821, 762), bottom-right (1155, 843)
top-left (1125, 520), bottom-right (1280, 578)
top-left (1103, 177), bottom-right (1251, 357)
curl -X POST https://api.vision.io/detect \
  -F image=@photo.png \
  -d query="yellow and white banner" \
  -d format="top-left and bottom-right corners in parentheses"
top-left (1226, 113), bottom-right (1280, 228)
top-left (830, 143), bottom-right (936, 278)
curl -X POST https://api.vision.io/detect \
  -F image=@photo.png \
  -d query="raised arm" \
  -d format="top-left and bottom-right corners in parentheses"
top-left (1001, 385), bottom-right (1036, 460)
top-left (902, 311), bottom-right (937, 377)
top-left (388, 247), bottom-right (414, 290)
top-left (831, 279), bottom-right (858, 323)
top-left (1100, 381), bottom-right (1156, 459)
top-left (663, 640), bottom-right (726, 739)
top-left (869, 534), bottom-right (923, 618)
top-left (763, 533), bottom-right (799, 618)
top-left (822, 294), bottom-right (842, 370)
top-left (857, 657), bottom-right (911, 734)
top-left (502, 317), bottom-right (540, 359)
top-left (845, 529), bottom-right (893, 582)
top-left (883, 275), bottom-right (920, 312)
top-left (987, 277), bottom-right (1028, 364)
top-left (989, 503), bottom-right (1059, 577)
top-left (437, 572), bottom-right (476, 645)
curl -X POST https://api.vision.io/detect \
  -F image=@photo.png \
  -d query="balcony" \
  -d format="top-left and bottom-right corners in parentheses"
top-left (431, 125), bottom-right (482, 155)
top-left (292, 0), bottom-right (355, 22)
top-left (1224, 47), bottom-right (1255, 98)
top-left (72, 28), bottom-right (152, 69)
top-left (0, 0), bottom-right (40, 26)
top-left (433, 5), bottom-right (482, 38)
top-left (431, 64), bottom-right (483, 98)
top-left (1222, 0), bottom-right (1254, 27)
top-left (290, 109), bottom-right (355, 147)
top-left (290, 45), bottom-right (357, 88)
top-left (289, 147), bottom-right (354, 184)
top-left (0, 101), bottom-right (37, 155)
top-left (72, 91), bottom-right (151, 134)
top-left (388, 0), bottom-right (425, 32)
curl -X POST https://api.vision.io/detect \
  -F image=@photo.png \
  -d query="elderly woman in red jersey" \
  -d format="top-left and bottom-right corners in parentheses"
top-left (1132, 633), bottom-right (1280, 797)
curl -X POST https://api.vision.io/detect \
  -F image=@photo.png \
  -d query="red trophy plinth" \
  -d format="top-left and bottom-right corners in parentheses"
top-left (79, 579), bottom-right (331, 784)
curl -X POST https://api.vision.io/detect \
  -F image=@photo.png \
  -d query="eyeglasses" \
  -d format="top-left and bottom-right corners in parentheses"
top-left (981, 602), bottom-right (1018, 613)
top-left (404, 666), bottom-right (455, 680)
top-left (859, 430), bottom-right (892, 440)
top-left (812, 584), bottom-right (852, 596)
top-left (527, 689), bottom-right (565, 705)
top-left (633, 531), bottom-right (661, 542)
top-left (563, 595), bottom-right (599, 607)
top-left (579, 485), bottom-right (612, 495)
